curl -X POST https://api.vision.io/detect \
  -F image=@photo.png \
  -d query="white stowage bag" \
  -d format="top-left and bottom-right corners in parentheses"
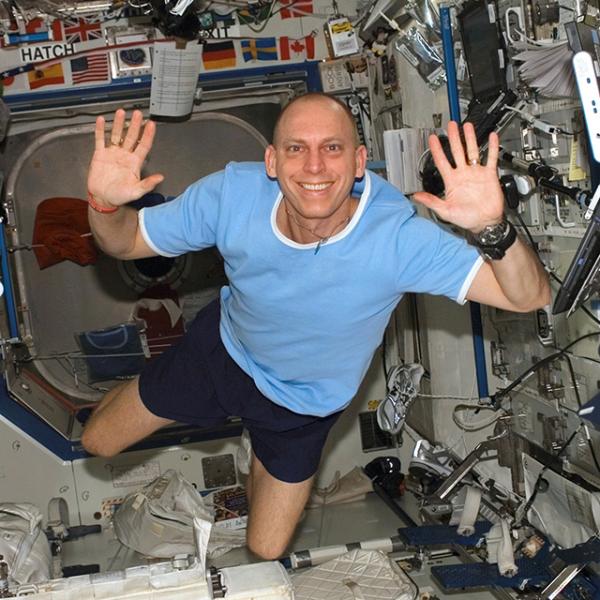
top-left (113, 469), bottom-right (245, 559)
top-left (291, 549), bottom-right (418, 600)
top-left (0, 503), bottom-right (52, 584)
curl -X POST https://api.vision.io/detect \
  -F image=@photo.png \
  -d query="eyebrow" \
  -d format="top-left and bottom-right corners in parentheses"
top-left (280, 137), bottom-right (346, 145)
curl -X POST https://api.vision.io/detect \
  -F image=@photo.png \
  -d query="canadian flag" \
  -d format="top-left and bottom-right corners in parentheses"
top-left (279, 36), bottom-right (315, 61)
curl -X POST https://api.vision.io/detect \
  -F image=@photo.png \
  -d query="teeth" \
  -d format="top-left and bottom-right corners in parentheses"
top-left (301, 182), bottom-right (331, 191)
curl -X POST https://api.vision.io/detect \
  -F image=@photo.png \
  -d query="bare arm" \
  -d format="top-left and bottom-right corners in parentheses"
top-left (87, 109), bottom-right (165, 259)
top-left (413, 121), bottom-right (551, 313)
top-left (466, 239), bottom-right (550, 312)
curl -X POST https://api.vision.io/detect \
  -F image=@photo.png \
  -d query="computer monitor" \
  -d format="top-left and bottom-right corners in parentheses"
top-left (458, 0), bottom-right (505, 100)
top-left (552, 51), bottom-right (600, 316)
top-left (552, 204), bottom-right (600, 315)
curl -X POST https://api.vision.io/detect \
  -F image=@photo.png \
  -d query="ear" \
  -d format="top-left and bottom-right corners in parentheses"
top-left (354, 145), bottom-right (367, 178)
top-left (264, 145), bottom-right (277, 178)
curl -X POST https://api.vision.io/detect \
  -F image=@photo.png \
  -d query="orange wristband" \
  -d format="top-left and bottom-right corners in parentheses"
top-left (87, 192), bottom-right (119, 214)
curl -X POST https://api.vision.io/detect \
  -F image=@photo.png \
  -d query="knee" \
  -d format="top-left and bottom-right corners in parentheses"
top-left (247, 535), bottom-right (288, 561)
top-left (80, 426), bottom-right (118, 458)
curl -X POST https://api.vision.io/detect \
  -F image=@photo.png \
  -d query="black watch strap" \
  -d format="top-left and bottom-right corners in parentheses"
top-left (477, 220), bottom-right (517, 260)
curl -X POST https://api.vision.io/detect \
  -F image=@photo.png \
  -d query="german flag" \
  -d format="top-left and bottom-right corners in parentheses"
top-left (241, 38), bottom-right (277, 62)
top-left (28, 63), bottom-right (64, 90)
top-left (202, 41), bottom-right (236, 70)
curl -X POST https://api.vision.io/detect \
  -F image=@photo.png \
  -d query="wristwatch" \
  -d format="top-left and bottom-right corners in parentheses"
top-left (473, 219), bottom-right (517, 260)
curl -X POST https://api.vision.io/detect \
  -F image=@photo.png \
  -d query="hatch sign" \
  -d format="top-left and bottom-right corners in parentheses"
top-left (20, 43), bottom-right (75, 63)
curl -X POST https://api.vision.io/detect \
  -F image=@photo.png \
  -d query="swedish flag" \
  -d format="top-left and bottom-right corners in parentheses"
top-left (241, 38), bottom-right (278, 62)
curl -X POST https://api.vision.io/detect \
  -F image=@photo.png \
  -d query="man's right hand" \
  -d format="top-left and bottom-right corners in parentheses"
top-left (87, 109), bottom-right (165, 211)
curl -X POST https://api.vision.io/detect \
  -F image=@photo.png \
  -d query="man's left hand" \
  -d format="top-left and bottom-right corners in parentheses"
top-left (413, 121), bottom-right (504, 234)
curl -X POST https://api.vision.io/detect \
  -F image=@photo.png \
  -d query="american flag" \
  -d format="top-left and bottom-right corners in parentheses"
top-left (64, 17), bottom-right (103, 44)
top-left (70, 54), bottom-right (109, 84)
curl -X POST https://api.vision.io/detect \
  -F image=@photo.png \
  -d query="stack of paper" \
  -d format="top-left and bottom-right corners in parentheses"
top-left (384, 128), bottom-right (433, 195)
top-left (513, 42), bottom-right (576, 98)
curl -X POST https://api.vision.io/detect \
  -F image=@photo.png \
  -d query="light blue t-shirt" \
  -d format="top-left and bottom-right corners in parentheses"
top-left (139, 162), bottom-right (483, 416)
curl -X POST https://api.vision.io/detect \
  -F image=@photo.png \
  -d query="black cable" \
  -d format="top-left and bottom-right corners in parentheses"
top-left (492, 330), bottom-right (600, 404)
top-left (565, 350), bottom-right (600, 365)
top-left (514, 212), bottom-right (536, 248)
top-left (563, 354), bottom-right (583, 408)
top-left (563, 354), bottom-right (600, 473)
top-left (382, 330), bottom-right (389, 382)
top-left (514, 424), bottom-right (582, 527)
top-left (514, 213), bottom-right (600, 327)
top-left (514, 213), bottom-right (600, 472)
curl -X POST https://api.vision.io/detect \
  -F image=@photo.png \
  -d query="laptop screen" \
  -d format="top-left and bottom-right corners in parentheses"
top-left (459, 0), bottom-right (506, 99)
top-left (552, 206), bottom-right (600, 315)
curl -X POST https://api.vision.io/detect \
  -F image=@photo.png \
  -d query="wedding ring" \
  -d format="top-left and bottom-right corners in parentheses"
top-left (468, 157), bottom-right (479, 166)
top-left (110, 137), bottom-right (123, 146)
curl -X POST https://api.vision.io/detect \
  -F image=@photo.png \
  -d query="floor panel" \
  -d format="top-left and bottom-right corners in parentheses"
top-left (60, 491), bottom-right (506, 599)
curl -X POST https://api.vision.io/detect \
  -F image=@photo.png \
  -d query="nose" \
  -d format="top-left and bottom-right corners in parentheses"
top-left (303, 147), bottom-right (325, 174)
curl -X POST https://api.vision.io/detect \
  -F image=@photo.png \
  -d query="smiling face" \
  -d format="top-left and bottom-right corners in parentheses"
top-left (265, 95), bottom-right (367, 240)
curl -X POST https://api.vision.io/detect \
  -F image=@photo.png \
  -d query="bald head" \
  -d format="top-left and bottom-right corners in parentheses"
top-left (273, 93), bottom-right (361, 147)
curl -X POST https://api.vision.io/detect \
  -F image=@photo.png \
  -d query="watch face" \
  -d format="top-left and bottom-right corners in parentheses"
top-left (477, 222), bottom-right (507, 246)
top-left (477, 220), bottom-right (516, 260)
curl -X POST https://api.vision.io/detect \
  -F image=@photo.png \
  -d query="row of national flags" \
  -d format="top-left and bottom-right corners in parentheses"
top-left (2, 14), bottom-right (109, 90)
top-left (3, 14), bottom-right (316, 92)
top-left (4, 33), bottom-right (313, 91)
top-left (1, 1), bottom-right (321, 92)
top-left (202, 36), bottom-right (315, 71)
top-left (8, 54), bottom-right (110, 90)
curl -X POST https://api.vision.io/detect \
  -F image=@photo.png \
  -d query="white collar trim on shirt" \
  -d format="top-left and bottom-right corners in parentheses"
top-left (270, 172), bottom-right (371, 250)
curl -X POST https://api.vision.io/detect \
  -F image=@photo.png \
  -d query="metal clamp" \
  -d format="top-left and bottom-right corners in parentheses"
top-left (432, 428), bottom-right (509, 501)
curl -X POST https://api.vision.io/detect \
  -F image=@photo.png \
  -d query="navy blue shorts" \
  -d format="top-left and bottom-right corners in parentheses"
top-left (138, 300), bottom-right (342, 483)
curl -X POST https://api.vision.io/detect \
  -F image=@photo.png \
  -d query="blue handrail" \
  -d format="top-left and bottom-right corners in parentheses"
top-left (440, 5), bottom-right (489, 399)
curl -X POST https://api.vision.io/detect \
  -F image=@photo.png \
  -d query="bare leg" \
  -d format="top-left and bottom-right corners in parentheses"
top-left (246, 452), bottom-right (313, 560)
top-left (81, 377), bottom-right (174, 457)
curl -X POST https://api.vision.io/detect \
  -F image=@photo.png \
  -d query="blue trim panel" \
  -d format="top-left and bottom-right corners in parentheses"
top-left (440, 7), bottom-right (460, 123)
top-left (0, 222), bottom-right (20, 339)
top-left (0, 381), bottom-right (243, 461)
top-left (8, 32), bottom-right (51, 44)
top-left (4, 62), bottom-right (323, 112)
top-left (440, 5), bottom-right (489, 398)
top-left (469, 303), bottom-right (489, 398)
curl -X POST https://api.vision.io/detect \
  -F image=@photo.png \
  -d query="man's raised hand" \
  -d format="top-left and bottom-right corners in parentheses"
top-left (412, 121), bottom-right (505, 234)
top-left (87, 109), bottom-right (164, 211)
